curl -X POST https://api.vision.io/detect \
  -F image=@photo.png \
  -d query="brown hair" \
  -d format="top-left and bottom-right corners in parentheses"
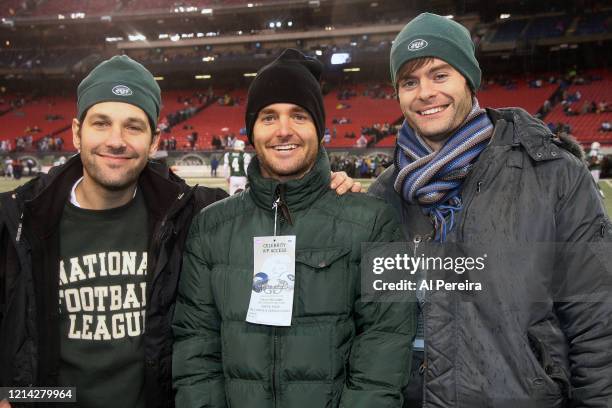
top-left (393, 57), bottom-right (475, 99)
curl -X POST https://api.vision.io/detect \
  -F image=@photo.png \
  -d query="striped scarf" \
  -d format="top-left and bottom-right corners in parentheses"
top-left (394, 99), bottom-right (493, 242)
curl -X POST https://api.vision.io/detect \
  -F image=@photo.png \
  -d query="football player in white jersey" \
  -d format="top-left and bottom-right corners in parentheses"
top-left (224, 139), bottom-right (251, 195)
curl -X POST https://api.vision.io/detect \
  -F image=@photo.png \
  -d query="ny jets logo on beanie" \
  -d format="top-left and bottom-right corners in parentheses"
top-left (112, 85), bottom-right (133, 96)
top-left (408, 39), bottom-right (428, 51)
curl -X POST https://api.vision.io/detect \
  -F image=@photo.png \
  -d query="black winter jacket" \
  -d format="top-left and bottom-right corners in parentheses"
top-left (0, 155), bottom-right (227, 407)
top-left (369, 108), bottom-right (612, 407)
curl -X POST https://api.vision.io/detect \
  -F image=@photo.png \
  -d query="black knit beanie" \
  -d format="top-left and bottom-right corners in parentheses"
top-left (245, 48), bottom-right (325, 144)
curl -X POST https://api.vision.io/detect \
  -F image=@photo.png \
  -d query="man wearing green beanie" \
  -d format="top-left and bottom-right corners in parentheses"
top-left (0, 55), bottom-right (229, 408)
top-left (370, 12), bottom-right (612, 407)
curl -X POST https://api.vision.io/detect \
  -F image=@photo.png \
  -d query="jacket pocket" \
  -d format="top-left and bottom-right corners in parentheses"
top-left (526, 329), bottom-right (571, 405)
top-left (294, 247), bottom-right (351, 317)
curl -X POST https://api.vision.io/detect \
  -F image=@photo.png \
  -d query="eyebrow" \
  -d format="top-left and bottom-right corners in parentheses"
top-left (258, 109), bottom-right (276, 115)
top-left (400, 63), bottom-right (453, 80)
top-left (258, 108), bottom-right (309, 115)
top-left (88, 113), bottom-right (147, 127)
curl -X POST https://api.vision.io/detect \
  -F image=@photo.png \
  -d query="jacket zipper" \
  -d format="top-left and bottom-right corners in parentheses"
top-left (413, 235), bottom-right (429, 405)
top-left (270, 188), bottom-right (282, 406)
top-left (148, 188), bottom-right (194, 291)
top-left (272, 329), bottom-right (279, 407)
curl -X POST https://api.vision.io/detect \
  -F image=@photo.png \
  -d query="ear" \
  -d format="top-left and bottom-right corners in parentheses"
top-left (72, 118), bottom-right (81, 152)
top-left (149, 128), bottom-right (161, 157)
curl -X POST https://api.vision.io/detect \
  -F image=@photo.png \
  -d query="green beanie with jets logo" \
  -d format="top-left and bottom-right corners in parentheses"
top-left (390, 12), bottom-right (481, 91)
top-left (77, 55), bottom-right (161, 129)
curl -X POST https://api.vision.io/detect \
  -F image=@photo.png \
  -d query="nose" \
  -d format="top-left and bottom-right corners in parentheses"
top-left (277, 115), bottom-right (292, 138)
top-left (417, 78), bottom-right (437, 101)
top-left (105, 124), bottom-right (127, 148)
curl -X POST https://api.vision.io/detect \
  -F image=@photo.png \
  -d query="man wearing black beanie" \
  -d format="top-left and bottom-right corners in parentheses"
top-left (173, 48), bottom-right (416, 408)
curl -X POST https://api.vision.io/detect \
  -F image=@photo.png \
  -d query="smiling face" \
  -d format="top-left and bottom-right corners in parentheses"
top-left (253, 103), bottom-right (319, 182)
top-left (397, 58), bottom-right (473, 151)
top-left (73, 101), bottom-right (159, 192)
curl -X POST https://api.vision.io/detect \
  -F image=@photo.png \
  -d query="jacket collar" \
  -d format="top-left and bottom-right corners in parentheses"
top-left (247, 147), bottom-right (331, 212)
top-left (23, 155), bottom-right (188, 239)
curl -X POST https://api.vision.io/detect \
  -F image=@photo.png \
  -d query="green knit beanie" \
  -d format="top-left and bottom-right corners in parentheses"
top-left (390, 13), bottom-right (481, 90)
top-left (77, 55), bottom-right (161, 129)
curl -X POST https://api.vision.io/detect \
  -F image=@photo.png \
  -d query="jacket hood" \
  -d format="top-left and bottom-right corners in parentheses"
top-left (247, 146), bottom-right (331, 212)
top-left (487, 107), bottom-right (584, 162)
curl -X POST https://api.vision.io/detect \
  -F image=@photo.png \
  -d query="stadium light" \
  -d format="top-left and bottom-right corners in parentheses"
top-left (201, 8), bottom-right (213, 14)
top-left (276, 22), bottom-right (282, 28)
top-left (444, 15), bottom-right (454, 19)
top-left (315, 50), bottom-right (323, 56)
top-left (195, 75), bottom-right (211, 79)
top-left (288, 21), bottom-right (293, 27)
top-left (500, 14), bottom-right (511, 19)
top-left (331, 53), bottom-right (350, 65)
top-left (128, 33), bottom-right (147, 41)
top-left (343, 68), bottom-right (360, 72)
top-left (247, 3), bottom-right (254, 7)
top-left (243, 73), bottom-right (257, 77)
top-left (202, 56), bottom-right (215, 62)
top-left (159, 33), bottom-right (169, 39)
top-left (154, 76), bottom-right (164, 81)
top-left (269, 22), bottom-right (275, 28)
top-left (170, 34), bottom-right (180, 42)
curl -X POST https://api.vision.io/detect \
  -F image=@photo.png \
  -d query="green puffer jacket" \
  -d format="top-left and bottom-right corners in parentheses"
top-left (173, 149), bottom-right (415, 408)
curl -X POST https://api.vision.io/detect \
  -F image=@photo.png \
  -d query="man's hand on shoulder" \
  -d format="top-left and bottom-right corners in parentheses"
top-left (330, 171), bottom-right (363, 195)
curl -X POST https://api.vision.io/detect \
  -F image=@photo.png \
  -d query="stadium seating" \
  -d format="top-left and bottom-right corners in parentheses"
top-left (545, 75), bottom-right (612, 144)
top-left (165, 89), bottom-right (248, 149)
top-left (490, 19), bottom-right (528, 43)
top-left (31, 0), bottom-right (123, 17)
top-left (323, 84), bottom-right (401, 148)
top-left (0, 0), bottom-right (29, 17)
top-left (1, 96), bottom-right (75, 149)
top-left (575, 10), bottom-right (612, 35)
top-left (477, 81), bottom-right (556, 114)
top-left (524, 15), bottom-right (572, 39)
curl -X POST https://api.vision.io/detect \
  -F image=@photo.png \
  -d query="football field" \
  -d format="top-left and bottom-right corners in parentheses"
top-left (1, 177), bottom-right (611, 216)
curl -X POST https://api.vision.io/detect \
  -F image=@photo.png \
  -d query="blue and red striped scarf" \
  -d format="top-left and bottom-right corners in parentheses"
top-left (394, 99), bottom-right (494, 242)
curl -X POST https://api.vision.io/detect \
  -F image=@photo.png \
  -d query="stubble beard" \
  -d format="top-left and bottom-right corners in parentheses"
top-left (82, 147), bottom-right (143, 192)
